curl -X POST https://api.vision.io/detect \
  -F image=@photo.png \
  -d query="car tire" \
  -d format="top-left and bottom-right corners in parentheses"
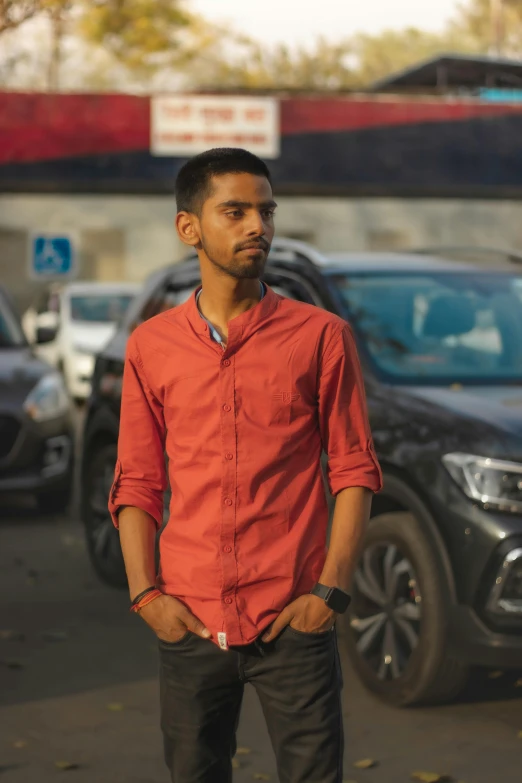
top-left (36, 486), bottom-right (70, 515)
top-left (82, 442), bottom-right (127, 589)
top-left (341, 511), bottom-right (468, 707)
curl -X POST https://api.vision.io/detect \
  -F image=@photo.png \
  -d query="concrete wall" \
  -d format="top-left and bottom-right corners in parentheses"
top-left (2, 193), bottom-right (522, 310)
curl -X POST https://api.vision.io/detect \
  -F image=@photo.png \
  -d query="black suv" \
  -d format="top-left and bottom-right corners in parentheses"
top-left (81, 239), bottom-right (522, 706)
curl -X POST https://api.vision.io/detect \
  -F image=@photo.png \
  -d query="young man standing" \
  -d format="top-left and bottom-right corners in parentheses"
top-left (109, 148), bottom-right (382, 783)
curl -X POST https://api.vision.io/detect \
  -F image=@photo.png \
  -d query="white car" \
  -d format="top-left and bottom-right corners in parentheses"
top-left (23, 282), bottom-right (139, 400)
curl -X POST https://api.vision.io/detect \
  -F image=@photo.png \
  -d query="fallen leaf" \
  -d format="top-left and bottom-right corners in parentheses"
top-left (54, 761), bottom-right (80, 771)
top-left (236, 747), bottom-right (252, 755)
top-left (0, 630), bottom-right (25, 642)
top-left (354, 759), bottom-right (377, 769)
top-left (232, 758), bottom-right (240, 769)
top-left (488, 670), bottom-right (503, 679)
top-left (515, 679), bottom-right (522, 688)
top-left (253, 775), bottom-right (270, 781)
top-left (411, 772), bottom-right (452, 782)
top-left (107, 702), bottom-right (124, 712)
top-left (518, 730), bottom-right (522, 740)
top-left (42, 631), bottom-right (69, 643)
top-left (13, 740), bottom-right (27, 749)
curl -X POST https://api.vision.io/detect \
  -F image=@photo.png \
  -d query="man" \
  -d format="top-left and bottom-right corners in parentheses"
top-left (109, 147), bottom-right (382, 783)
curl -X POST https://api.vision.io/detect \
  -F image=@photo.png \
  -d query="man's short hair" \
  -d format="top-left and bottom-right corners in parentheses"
top-left (175, 148), bottom-right (272, 215)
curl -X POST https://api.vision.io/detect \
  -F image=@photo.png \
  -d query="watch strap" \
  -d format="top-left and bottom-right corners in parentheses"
top-left (310, 582), bottom-right (351, 613)
top-left (310, 583), bottom-right (333, 602)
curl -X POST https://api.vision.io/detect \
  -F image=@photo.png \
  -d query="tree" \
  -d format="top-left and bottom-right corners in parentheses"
top-left (191, 29), bottom-right (464, 91)
top-left (450, 0), bottom-right (522, 57)
top-left (0, 1), bottom-right (41, 34)
top-left (194, 37), bottom-right (357, 91)
top-left (351, 27), bottom-right (465, 87)
top-left (41, 0), bottom-right (73, 91)
top-left (77, 0), bottom-right (203, 78)
top-left (2, 0), bottom-right (522, 94)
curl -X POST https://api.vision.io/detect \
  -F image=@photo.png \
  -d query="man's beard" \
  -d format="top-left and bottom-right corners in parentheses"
top-left (201, 236), bottom-right (270, 280)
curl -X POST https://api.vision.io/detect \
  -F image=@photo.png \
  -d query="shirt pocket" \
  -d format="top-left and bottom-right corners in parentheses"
top-left (269, 390), bottom-right (310, 426)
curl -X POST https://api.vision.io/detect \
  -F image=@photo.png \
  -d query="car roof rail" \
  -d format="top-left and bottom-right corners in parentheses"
top-left (406, 245), bottom-right (522, 266)
top-left (268, 237), bottom-right (329, 267)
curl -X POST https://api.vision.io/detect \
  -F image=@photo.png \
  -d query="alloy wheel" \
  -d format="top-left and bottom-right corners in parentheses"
top-left (350, 542), bottom-right (422, 680)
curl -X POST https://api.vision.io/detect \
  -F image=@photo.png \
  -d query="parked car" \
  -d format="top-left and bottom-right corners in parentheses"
top-left (80, 239), bottom-right (522, 706)
top-left (23, 281), bottom-right (139, 400)
top-left (0, 285), bottom-right (74, 513)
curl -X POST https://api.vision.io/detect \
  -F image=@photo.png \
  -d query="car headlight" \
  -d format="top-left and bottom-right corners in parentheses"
top-left (443, 452), bottom-right (522, 512)
top-left (24, 373), bottom-right (71, 422)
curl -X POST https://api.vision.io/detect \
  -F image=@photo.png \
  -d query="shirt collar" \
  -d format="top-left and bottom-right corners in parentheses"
top-left (183, 282), bottom-right (278, 341)
top-left (196, 282), bottom-right (264, 344)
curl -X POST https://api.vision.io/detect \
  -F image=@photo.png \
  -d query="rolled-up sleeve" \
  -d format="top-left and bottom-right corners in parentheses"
top-left (108, 330), bottom-right (167, 528)
top-left (318, 322), bottom-right (383, 496)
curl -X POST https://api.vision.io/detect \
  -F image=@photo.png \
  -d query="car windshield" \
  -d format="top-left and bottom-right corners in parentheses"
top-left (0, 294), bottom-right (26, 348)
top-left (69, 294), bottom-right (135, 324)
top-left (329, 270), bottom-right (522, 384)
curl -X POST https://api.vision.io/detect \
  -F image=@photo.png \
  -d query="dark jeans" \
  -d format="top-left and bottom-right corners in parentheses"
top-left (158, 626), bottom-right (344, 783)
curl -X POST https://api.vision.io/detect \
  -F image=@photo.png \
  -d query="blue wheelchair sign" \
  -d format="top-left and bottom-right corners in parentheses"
top-left (31, 235), bottom-right (75, 278)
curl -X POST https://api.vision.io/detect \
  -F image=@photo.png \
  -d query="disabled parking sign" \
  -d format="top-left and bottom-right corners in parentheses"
top-left (29, 234), bottom-right (76, 279)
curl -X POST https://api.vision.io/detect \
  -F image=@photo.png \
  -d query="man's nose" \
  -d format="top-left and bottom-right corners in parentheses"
top-left (245, 211), bottom-right (266, 236)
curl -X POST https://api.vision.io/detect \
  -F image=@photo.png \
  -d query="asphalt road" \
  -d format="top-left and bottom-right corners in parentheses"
top-left (1, 497), bottom-right (522, 783)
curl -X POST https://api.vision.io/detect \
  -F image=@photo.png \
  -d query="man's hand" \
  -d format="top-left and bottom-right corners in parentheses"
top-left (139, 594), bottom-right (211, 643)
top-left (262, 594), bottom-right (336, 642)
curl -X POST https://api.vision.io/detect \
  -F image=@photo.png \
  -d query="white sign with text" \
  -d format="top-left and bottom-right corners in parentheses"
top-left (151, 95), bottom-right (280, 159)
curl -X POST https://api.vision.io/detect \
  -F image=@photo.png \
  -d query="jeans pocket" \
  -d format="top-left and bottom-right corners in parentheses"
top-left (158, 631), bottom-right (192, 649)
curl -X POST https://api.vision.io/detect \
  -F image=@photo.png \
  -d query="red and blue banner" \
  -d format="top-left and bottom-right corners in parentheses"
top-left (1, 91), bottom-right (522, 196)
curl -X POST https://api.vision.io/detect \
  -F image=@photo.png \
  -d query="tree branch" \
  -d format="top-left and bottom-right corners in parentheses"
top-left (0, 0), bottom-right (41, 35)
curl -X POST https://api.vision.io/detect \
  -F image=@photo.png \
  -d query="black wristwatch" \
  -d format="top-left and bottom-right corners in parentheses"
top-left (310, 583), bottom-right (351, 614)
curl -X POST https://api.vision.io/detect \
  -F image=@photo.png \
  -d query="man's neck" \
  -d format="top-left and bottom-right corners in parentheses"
top-left (197, 278), bottom-right (263, 342)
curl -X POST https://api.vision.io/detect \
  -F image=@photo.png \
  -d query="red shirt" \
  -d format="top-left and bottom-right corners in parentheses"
top-left (109, 286), bottom-right (382, 647)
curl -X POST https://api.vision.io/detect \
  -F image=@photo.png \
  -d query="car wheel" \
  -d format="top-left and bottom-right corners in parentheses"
top-left (82, 442), bottom-right (127, 589)
top-left (342, 511), bottom-right (468, 707)
top-left (36, 486), bottom-right (70, 515)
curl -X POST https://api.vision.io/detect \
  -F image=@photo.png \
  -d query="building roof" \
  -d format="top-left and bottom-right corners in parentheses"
top-left (371, 53), bottom-right (522, 93)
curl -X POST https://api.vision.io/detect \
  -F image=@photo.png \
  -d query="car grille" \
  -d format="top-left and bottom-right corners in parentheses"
top-left (0, 415), bottom-right (20, 460)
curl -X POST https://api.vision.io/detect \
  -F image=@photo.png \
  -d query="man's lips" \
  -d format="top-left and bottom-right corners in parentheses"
top-left (237, 244), bottom-right (269, 254)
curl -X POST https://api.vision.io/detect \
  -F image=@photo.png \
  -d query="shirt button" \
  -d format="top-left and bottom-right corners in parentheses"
top-left (224, 497), bottom-right (233, 506)
top-left (223, 404), bottom-right (231, 412)
top-left (224, 597), bottom-right (233, 604)
top-left (223, 545), bottom-right (232, 553)
top-left (225, 452), bottom-right (233, 460)
top-left (223, 359), bottom-right (231, 367)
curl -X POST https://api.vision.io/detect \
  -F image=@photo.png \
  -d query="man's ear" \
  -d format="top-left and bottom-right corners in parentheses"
top-left (176, 211), bottom-right (201, 248)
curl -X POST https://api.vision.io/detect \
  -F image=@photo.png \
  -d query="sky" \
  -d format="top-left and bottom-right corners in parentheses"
top-left (192, 0), bottom-right (461, 49)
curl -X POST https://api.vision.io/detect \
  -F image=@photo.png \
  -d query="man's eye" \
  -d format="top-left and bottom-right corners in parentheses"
top-left (226, 210), bottom-right (243, 218)
top-left (262, 210), bottom-right (275, 219)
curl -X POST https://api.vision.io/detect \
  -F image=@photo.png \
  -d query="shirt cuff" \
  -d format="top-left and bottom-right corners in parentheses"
top-left (109, 486), bottom-right (164, 529)
top-left (328, 450), bottom-right (383, 496)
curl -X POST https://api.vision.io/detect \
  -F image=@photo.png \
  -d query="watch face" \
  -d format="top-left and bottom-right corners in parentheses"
top-left (328, 588), bottom-right (351, 614)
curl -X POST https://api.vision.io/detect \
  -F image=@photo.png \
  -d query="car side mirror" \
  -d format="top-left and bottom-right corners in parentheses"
top-left (35, 326), bottom-right (57, 344)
